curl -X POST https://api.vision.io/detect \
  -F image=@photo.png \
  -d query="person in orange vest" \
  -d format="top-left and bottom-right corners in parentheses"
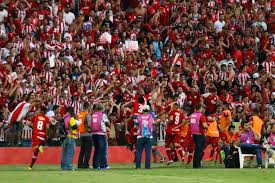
top-left (250, 109), bottom-right (264, 141)
top-left (77, 102), bottom-right (92, 169)
top-left (203, 105), bottom-right (222, 162)
top-left (180, 122), bottom-right (194, 165)
top-left (220, 103), bottom-right (232, 130)
top-left (220, 124), bottom-right (238, 162)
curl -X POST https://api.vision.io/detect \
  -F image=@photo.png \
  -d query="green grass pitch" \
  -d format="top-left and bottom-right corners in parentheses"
top-left (0, 162), bottom-right (274, 183)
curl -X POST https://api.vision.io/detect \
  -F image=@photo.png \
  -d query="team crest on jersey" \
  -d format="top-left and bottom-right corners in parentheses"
top-left (38, 116), bottom-right (45, 120)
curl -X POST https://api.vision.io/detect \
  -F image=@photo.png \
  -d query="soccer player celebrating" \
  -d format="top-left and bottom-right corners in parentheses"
top-left (28, 106), bottom-right (50, 170)
top-left (165, 103), bottom-right (187, 165)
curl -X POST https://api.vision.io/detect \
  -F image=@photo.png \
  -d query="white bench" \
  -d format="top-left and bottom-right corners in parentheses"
top-left (237, 147), bottom-right (256, 168)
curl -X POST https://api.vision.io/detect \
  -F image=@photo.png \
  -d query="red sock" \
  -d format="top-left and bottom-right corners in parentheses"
top-left (30, 151), bottom-right (39, 168)
top-left (202, 151), bottom-right (205, 159)
top-left (165, 148), bottom-right (172, 161)
top-left (176, 146), bottom-right (184, 160)
top-left (187, 154), bottom-right (193, 165)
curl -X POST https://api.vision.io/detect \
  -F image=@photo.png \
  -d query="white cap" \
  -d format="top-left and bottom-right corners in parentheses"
top-left (64, 90), bottom-right (68, 94)
top-left (18, 62), bottom-right (24, 66)
top-left (142, 105), bottom-right (150, 111)
top-left (86, 90), bottom-right (92, 94)
top-left (97, 46), bottom-right (105, 51)
top-left (175, 61), bottom-right (181, 66)
top-left (252, 73), bottom-right (259, 79)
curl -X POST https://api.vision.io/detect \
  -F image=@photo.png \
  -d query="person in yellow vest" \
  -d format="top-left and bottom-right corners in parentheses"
top-left (77, 102), bottom-right (92, 169)
top-left (250, 109), bottom-right (264, 140)
top-left (61, 107), bottom-right (80, 171)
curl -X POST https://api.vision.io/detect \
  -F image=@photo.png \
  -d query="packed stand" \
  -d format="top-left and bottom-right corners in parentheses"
top-left (0, 0), bottom-right (274, 168)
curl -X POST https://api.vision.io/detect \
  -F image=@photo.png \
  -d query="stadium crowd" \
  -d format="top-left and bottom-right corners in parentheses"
top-left (0, 0), bottom-right (274, 169)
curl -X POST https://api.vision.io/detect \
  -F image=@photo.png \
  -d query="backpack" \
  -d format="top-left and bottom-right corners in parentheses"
top-left (58, 118), bottom-right (67, 142)
top-left (224, 145), bottom-right (240, 168)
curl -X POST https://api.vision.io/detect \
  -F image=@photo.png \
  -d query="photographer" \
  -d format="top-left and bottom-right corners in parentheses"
top-left (236, 119), bottom-right (264, 169)
top-left (61, 107), bottom-right (80, 171)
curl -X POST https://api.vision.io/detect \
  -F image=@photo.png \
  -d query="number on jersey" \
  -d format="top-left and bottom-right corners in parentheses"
top-left (174, 112), bottom-right (180, 125)
top-left (138, 105), bottom-right (143, 113)
top-left (92, 117), bottom-right (98, 123)
top-left (37, 121), bottom-right (43, 130)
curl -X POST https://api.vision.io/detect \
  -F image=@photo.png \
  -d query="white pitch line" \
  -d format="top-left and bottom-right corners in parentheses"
top-left (106, 172), bottom-right (225, 182)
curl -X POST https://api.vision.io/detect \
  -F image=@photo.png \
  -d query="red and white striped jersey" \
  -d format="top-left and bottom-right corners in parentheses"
top-left (12, 41), bottom-right (24, 54)
top-left (50, 86), bottom-right (62, 105)
top-left (40, 25), bottom-right (52, 33)
top-left (81, 40), bottom-right (95, 50)
top-left (262, 61), bottom-right (274, 73)
top-left (42, 71), bottom-right (54, 86)
top-left (127, 76), bottom-right (137, 86)
top-left (17, 9), bottom-right (27, 23)
top-left (60, 97), bottom-right (71, 107)
top-left (56, 60), bottom-right (65, 71)
top-left (22, 24), bottom-right (36, 35)
top-left (205, 71), bottom-right (218, 82)
top-left (238, 72), bottom-right (250, 86)
top-left (18, 87), bottom-right (32, 100)
top-left (63, 42), bottom-right (72, 50)
top-left (29, 42), bottom-right (40, 50)
top-left (21, 122), bottom-right (32, 140)
top-left (218, 71), bottom-right (228, 81)
top-left (0, 127), bottom-right (8, 142)
top-left (52, 23), bottom-right (65, 36)
top-left (30, 74), bottom-right (40, 83)
top-left (69, 100), bottom-right (82, 115)
top-left (95, 79), bottom-right (108, 89)
top-left (43, 43), bottom-right (56, 58)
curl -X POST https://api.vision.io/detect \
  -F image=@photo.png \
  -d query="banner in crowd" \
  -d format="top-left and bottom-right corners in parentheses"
top-left (125, 40), bottom-right (139, 51)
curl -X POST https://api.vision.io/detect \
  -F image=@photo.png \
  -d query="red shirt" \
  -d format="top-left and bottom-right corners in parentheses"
top-left (242, 86), bottom-right (251, 98)
top-left (219, 94), bottom-right (233, 103)
top-left (22, 58), bottom-right (33, 70)
top-left (243, 49), bottom-right (255, 62)
top-left (0, 97), bottom-right (5, 106)
top-left (166, 109), bottom-right (184, 134)
top-left (199, 114), bottom-right (207, 135)
top-left (187, 93), bottom-right (201, 106)
top-left (233, 49), bottom-right (243, 69)
top-left (32, 114), bottom-right (50, 139)
top-left (133, 102), bottom-right (144, 115)
top-left (204, 95), bottom-right (219, 114)
top-left (215, 50), bottom-right (226, 62)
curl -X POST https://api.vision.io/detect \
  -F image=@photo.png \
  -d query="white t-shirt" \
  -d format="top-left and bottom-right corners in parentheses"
top-left (0, 9), bottom-right (8, 34)
top-left (63, 11), bottom-right (75, 31)
top-left (63, 12), bottom-right (75, 25)
top-left (0, 9), bottom-right (8, 23)
top-left (64, 55), bottom-right (74, 64)
top-left (214, 20), bottom-right (225, 33)
top-left (219, 59), bottom-right (236, 68)
top-left (46, 111), bottom-right (55, 118)
top-left (252, 21), bottom-right (267, 31)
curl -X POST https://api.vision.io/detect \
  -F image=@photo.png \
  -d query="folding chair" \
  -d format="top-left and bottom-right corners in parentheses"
top-left (237, 147), bottom-right (256, 169)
